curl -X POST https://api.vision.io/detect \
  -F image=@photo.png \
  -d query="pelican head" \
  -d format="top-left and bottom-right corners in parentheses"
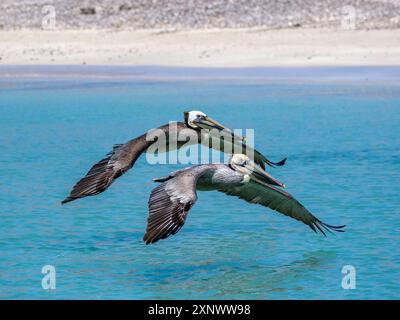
top-left (184, 110), bottom-right (230, 131)
top-left (183, 110), bottom-right (246, 143)
top-left (230, 154), bottom-right (286, 188)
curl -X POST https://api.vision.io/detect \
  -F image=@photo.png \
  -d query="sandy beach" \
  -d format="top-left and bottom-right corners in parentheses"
top-left (0, 28), bottom-right (399, 67)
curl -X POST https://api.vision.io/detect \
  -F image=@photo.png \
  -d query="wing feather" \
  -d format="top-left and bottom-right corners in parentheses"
top-left (143, 168), bottom-right (211, 244)
top-left (217, 181), bottom-right (345, 235)
top-left (62, 138), bottom-right (148, 204)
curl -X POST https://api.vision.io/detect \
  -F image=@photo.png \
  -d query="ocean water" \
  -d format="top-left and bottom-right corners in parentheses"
top-left (0, 66), bottom-right (399, 299)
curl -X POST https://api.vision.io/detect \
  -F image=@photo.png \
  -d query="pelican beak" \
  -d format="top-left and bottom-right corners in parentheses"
top-left (194, 116), bottom-right (245, 142)
top-left (194, 116), bottom-right (228, 131)
top-left (247, 162), bottom-right (286, 188)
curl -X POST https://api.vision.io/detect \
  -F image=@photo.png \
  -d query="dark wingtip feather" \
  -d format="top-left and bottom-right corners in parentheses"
top-left (275, 158), bottom-right (287, 166)
top-left (143, 235), bottom-right (152, 245)
top-left (266, 157), bottom-right (287, 167)
top-left (153, 176), bottom-right (172, 183)
top-left (309, 224), bottom-right (318, 234)
top-left (313, 219), bottom-right (346, 236)
top-left (325, 223), bottom-right (346, 230)
top-left (61, 197), bottom-right (73, 205)
top-left (314, 221), bottom-right (327, 236)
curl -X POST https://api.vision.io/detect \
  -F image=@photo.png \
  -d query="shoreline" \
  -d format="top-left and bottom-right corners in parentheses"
top-left (0, 28), bottom-right (399, 68)
top-left (1, 66), bottom-right (400, 85)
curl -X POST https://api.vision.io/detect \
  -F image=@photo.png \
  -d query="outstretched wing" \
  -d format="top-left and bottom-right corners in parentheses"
top-left (62, 122), bottom-right (193, 204)
top-left (217, 182), bottom-right (345, 235)
top-left (62, 137), bottom-right (149, 204)
top-left (144, 167), bottom-right (213, 244)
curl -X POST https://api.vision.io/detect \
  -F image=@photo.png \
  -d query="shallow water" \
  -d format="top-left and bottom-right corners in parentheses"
top-left (0, 67), bottom-right (399, 299)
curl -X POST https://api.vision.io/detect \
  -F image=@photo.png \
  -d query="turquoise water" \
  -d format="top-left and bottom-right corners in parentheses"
top-left (0, 67), bottom-right (399, 299)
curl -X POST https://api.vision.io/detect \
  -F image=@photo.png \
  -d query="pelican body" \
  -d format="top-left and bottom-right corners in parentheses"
top-left (62, 111), bottom-right (286, 204)
top-left (144, 154), bottom-right (345, 244)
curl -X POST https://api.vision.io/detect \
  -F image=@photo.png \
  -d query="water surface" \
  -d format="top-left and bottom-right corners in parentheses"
top-left (0, 66), bottom-right (399, 299)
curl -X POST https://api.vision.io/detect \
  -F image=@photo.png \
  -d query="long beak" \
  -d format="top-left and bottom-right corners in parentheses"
top-left (247, 162), bottom-right (286, 188)
top-left (194, 116), bottom-right (245, 142)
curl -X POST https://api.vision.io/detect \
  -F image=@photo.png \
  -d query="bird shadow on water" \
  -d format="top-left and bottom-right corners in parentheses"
top-left (210, 250), bottom-right (336, 299)
top-left (132, 247), bottom-right (336, 299)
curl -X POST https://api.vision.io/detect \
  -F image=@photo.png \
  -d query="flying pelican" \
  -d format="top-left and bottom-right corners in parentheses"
top-left (143, 154), bottom-right (345, 244)
top-left (62, 111), bottom-right (286, 204)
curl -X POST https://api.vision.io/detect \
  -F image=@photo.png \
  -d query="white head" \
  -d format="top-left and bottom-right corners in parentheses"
top-left (229, 154), bottom-right (286, 188)
top-left (230, 154), bottom-right (252, 175)
top-left (184, 110), bottom-right (207, 129)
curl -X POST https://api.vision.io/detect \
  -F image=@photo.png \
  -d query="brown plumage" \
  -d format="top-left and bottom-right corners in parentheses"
top-left (62, 123), bottom-right (187, 204)
top-left (62, 113), bottom-right (287, 204)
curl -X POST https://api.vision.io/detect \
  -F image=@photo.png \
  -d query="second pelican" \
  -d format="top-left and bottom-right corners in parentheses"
top-left (144, 154), bottom-right (345, 244)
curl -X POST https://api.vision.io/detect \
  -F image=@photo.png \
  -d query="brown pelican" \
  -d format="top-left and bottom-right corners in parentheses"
top-left (62, 111), bottom-right (286, 204)
top-left (144, 154), bottom-right (345, 244)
